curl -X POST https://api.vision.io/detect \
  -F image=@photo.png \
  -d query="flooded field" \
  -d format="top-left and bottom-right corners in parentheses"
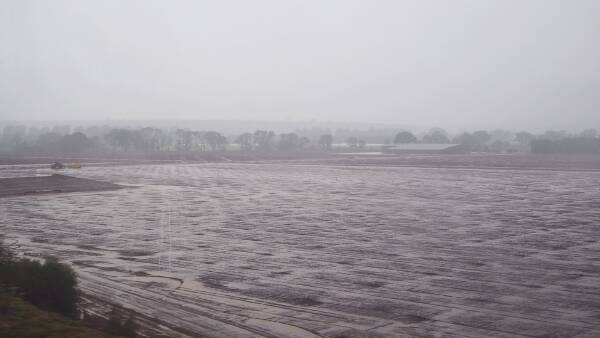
top-left (2, 162), bottom-right (600, 337)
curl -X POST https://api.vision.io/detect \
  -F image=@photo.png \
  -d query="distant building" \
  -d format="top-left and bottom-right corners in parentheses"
top-left (381, 143), bottom-right (468, 154)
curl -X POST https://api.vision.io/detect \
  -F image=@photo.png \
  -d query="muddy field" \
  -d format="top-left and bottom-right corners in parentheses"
top-left (300, 153), bottom-right (600, 172)
top-left (0, 174), bottom-right (122, 197)
top-left (2, 160), bottom-right (600, 337)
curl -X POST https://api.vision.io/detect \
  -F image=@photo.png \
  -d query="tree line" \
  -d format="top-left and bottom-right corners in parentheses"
top-left (0, 124), bottom-right (598, 154)
top-left (0, 126), bottom-right (333, 154)
top-left (391, 129), bottom-right (600, 153)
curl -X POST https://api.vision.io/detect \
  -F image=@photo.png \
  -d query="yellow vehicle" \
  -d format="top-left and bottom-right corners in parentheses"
top-left (67, 162), bottom-right (82, 169)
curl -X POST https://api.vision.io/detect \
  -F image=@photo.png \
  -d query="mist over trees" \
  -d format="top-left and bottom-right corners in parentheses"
top-left (0, 123), bottom-right (598, 155)
top-left (252, 130), bottom-right (276, 151)
top-left (318, 134), bottom-right (333, 151)
top-left (452, 131), bottom-right (492, 152)
top-left (393, 131), bottom-right (418, 144)
top-left (531, 138), bottom-right (600, 154)
top-left (0, 240), bottom-right (78, 318)
top-left (346, 137), bottom-right (366, 149)
top-left (277, 133), bottom-right (310, 151)
top-left (235, 132), bottom-right (253, 151)
top-left (422, 129), bottom-right (450, 144)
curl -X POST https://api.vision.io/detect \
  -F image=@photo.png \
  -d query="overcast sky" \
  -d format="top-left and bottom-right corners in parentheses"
top-left (0, 0), bottom-right (598, 130)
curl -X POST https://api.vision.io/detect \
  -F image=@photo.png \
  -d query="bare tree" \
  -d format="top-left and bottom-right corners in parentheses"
top-left (358, 139), bottom-right (366, 149)
top-left (253, 130), bottom-right (276, 151)
top-left (175, 129), bottom-right (193, 151)
top-left (299, 136), bottom-right (310, 149)
top-left (105, 129), bottom-right (135, 152)
top-left (318, 134), bottom-right (333, 151)
top-left (346, 136), bottom-right (359, 148)
top-left (204, 131), bottom-right (228, 151)
top-left (235, 132), bottom-right (253, 151)
top-left (514, 131), bottom-right (534, 151)
top-left (422, 128), bottom-right (450, 143)
top-left (277, 133), bottom-right (302, 151)
top-left (393, 131), bottom-right (417, 144)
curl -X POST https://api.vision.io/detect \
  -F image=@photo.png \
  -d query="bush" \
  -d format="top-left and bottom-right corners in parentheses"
top-left (0, 240), bottom-right (78, 318)
top-left (0, 290), bottom-right (117, 338)
top-left (105, 307), bottom-right (138, 337)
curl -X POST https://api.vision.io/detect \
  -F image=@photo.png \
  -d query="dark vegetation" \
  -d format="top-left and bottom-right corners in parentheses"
top-left (0, 239), bottom-right (135, 337)
top-left (0, 291), bottom-right (119, 338)
top-left (0, 123), bottom-right (599, 155)
top-left (393, 131), bottom-right (418, 144)
top-left (105, 307), bottom-right (138, 338)
top-left (0, 240), bottom-right (78, 318)
top-left (0, 256), bottom-right (78, 317)
top-left (531, 138), bottom-right (600, 154)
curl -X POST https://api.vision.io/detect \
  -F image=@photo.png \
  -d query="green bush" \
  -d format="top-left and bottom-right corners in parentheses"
top-left (0, 240), bottom-right (78, 318)
top-left (0, 290), bottom-right (118, 338)
top-left (105, 307), bottom-right (138, 338)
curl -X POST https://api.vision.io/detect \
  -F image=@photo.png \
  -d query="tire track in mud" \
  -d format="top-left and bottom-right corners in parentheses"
top-left (80, 270), bottom-right (508, 338)
top-left (136, 243), bottom-right (600, 324)
top-left (176, 269), bottom-right (599, 336)
top-left (3, 163), bottom-right (600, 337)
top-left (172, 287), bottom-right (511, 338)
top-left (6, 219), bottom-right (600, 337)
top-left (78, 270), bottom-right (324, 338)
top-left (17, 232), bottom-right (599, 336)
top-left (82, 254), bottom-right (596, 338)
top-left (183, 260), bottom-right (600, 322)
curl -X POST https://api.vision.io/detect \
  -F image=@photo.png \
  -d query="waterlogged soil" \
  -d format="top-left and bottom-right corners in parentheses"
top-left (0, 174), bottom-right (122, 197)
top-left (2, 162), bottom-right (600, 338)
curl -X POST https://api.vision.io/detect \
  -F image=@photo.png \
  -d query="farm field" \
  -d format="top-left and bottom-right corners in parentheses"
top-left (2, 160), bottom-right (600, 338)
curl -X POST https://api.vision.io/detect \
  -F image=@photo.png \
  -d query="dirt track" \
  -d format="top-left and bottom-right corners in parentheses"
top-left (2, 161), bottom-right (600, 337)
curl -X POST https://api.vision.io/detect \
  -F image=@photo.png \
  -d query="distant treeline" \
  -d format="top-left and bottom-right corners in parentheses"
top-left (0, 124), bottom-right (599, 154)
top-left (531, 138), bottom-right (600, 154)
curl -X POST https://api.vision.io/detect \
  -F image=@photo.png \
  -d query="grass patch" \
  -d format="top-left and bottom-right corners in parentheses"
top-left (0, 291), bottom-right (121, 338)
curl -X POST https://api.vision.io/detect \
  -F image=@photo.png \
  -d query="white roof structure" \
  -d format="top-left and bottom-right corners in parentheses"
top-left (383, 143), bottom-right (461, 151)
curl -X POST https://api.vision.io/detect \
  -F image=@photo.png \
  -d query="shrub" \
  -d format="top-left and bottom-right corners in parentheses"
top-left (105, 307), bottom-right (138, 337)
top-left (0, 240), bottom-right (78, 318)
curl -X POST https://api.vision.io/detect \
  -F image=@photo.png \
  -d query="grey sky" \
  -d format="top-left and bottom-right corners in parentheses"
top-left (1, 0), bottom-right (598, 130)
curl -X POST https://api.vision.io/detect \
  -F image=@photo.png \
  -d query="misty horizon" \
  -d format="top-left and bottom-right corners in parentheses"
top-left (2, 0), bottom-right (599, 131)
top-left (2, 118), bottom-right (599, 136)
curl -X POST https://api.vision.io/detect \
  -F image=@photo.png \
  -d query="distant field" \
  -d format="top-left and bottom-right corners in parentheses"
top-left (2, 159), bottom-right (600, 337)
top-left (302, 153), bottom-right (600, 171)
top-left (3, 152), bottom-right (600, 171)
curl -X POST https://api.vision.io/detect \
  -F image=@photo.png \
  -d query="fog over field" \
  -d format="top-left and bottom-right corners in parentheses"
top-left (2, 0), bottom-right (600, 130)
top-left (1, 1), bottom-right (600, 338)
